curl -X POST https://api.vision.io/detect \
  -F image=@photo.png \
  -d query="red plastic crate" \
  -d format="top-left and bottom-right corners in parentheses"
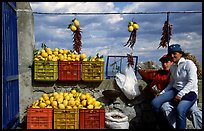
top-left (27, 108), bottom-right (53, 129)
top-left (79, 109), bottom-right (105, 129)
top-left (58, 61), bottom-right (81, 81)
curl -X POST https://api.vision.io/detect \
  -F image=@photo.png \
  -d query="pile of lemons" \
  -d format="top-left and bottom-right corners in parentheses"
top-left (34, 47), bottom-right (87, 62)
top-left (31, 89), bottom-right (104, 109)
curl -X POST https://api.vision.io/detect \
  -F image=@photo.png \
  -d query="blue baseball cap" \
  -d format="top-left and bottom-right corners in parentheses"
top-left (168, 44), bottom-right (183, 55)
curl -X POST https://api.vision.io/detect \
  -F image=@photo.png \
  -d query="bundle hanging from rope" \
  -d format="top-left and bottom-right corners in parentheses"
top-left (158, 21), bottom-right (172, 48)
top-left (124, 20), bottom-right (139, 50)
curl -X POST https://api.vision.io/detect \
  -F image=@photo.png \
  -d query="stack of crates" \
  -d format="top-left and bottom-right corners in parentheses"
top-left (58, 61), bottom-right (81, 81)
top-left (53, 109), bottom-right (79, 129)
top-left (27, 108), bottom-right (53, 129)
top-left (81, 61), bottom-right (104, 81)
top-left (79, 109), bottom-right (105, 129)
top-left (34, 61), bottom-right (58, 81)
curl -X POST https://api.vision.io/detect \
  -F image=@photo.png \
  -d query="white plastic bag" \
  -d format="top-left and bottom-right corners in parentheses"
top-left (105, 111), bottom-right (129, 129)
top-left (115, 65), bottom-right (140, 100)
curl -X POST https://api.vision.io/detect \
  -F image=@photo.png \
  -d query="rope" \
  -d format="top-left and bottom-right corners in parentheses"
top-left (32, 11), bottom-right (202, 15)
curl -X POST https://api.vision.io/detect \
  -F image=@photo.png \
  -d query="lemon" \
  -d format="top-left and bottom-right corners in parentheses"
top-left (45, 100), bottom-right (51, 105)
top-left (70, 25), bottom-right (77, 32)
top-left (94, 101), bottom-right (101, 107)
top-left (81, 100), bottom-right (87, 107)
top-left (133, 23), bottom-right (139, 30)
top-left (73, 106), bottom-right (78, 109)
top-left (59, 92), bottom-right (64, 96)
top-left (66, 106), bottom-right (72, 109)
top-left (67, 57), bottom-right (72, 61)
top-left (34, 58), bottom-right (39, 61)
top-left (45, 48), bottom-right (51, 52)
top-left (80, 94), bottom-right (86, 100)
top-left (59, 49), bottom-right (64, 54)
top-left (65, 95), bottom-right (70, 101)
top-left (69, 100), bottom-right (75, 107)
top-left (47, 50), bottom-right (52, 55)
top-left (47, 105), bottom-right (52, 108)
top-left (85, 93), bottom-right (91, 100)
top-left (48, 55), bottom-right (52, 61)
top-left (42, 93), bottom-right (48, 98)
top-left (75, 97), bottom-right (80, 102)
top-left (59, 55), bottom-right (64, 61)
top-left (129, 21), bottom-right (133, 26)
top-left (73, 19), bottom-right (80, 27)
top-left (53, 92), bottom-right (58, 96)
top-left (63, 100), bottom-right (68, 107)
top-left (43, 96), bottom-right (50, 101)
top-left (54, 94), bottom-right (59, 100)
top-left (75, 57), bottom-right (80, 61)
top-left (83, 58), bottom-right (87, 61)
top-left (87, 104), bottom-right (94, 109)
top-left (63, 49), bottom-right (69, 54)
top-left (71, 53), bottom-right (76, 59)
top-left (41, 52), bottom-right (48, 58)
top-left (63, 92), bottom-right (68, 97)
top-left (87, 98), bottom-right (93, 105)
top-left (78, 104), bottom-right (83, 109)
top-left (54, 48), bottom-right (59, 52)
top-left (57, 97), bottom-right (63, 104)
top-left (68, 93), bottom-right (73, 98)
top-left (50, 96), bottom-right (54, 102)
top-left (54, 51), bottom-right (58, 56)
top-left (71, 89), bottom-right (77, 95)
top-left (51, 101), bottom-right (58, 107)
top-left (59, 104), bottom-right (65, 109)
top-left (75, 100), bottom-right (80, 106)
top-left (41, 49), bottom-right (46, 53)
top-left (94, 106), bottom-right (101, 109)
top-left (80, 53), bottom-right (86, 60)
top-left (39, 102), bottom-right (46, 108)
top-left (69, 97), bottom-right (75, 101)
top-left (39, 97), bottom-right (44, 101)
top-left (52, 57), bottom-right (57, 61)
top-left (128, 25), bottom-right (134, 32)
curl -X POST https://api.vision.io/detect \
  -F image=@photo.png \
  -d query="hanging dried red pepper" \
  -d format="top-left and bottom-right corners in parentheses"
top-left (158, 21), bottom-right (172, 49)
top-left (68, 18), bottom-right (82, 54)
top-left (127, 53), bottom-right (134, 67)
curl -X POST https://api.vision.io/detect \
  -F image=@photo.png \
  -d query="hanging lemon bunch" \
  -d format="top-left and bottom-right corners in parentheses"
top-left (124, 20), bottom-right (139, 49)
top-left (68, 18), bottom-right (82, 54)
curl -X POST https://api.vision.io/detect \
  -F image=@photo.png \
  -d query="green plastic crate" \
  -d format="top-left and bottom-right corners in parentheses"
top-left (82, 61), bottom-right (104, 81)
top-left (34, 61), bottom-right (58, 81)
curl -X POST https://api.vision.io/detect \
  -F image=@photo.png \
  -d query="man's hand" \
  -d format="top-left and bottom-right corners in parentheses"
top-left (174, 95), bottom-right (181, 102)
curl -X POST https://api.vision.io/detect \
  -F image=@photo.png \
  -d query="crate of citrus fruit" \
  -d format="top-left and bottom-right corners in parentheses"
top-left (33, 46), bottom-right (58, 81)
top-left (58, 51), bottom-right (87, 81)
top-left (29, 88), bottom-right (105, 129)
top-left (81, 53), bottom-right (104, 81)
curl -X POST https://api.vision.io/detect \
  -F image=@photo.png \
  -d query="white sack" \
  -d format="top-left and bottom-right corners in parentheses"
top-left (115, 65), bottom-right (141, 100)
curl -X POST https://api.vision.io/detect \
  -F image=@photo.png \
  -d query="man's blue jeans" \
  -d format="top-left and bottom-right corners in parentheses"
top-left (151, 89), bottom-right (197, 129)
top-left (161, 101), bottom-right (202, 129)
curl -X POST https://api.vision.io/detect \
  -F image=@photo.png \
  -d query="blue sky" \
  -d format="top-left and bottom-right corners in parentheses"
top-left (30, 2), bottom-right (202, 70)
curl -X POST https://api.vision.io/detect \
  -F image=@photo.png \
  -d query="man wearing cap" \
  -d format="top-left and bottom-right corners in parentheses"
top-left (151, 44), bottom-right (200, 129)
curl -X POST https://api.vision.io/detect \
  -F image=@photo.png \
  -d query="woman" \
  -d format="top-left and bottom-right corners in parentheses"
top-left (151, 44), bottom-right (198, 129)
top-left (149, 54), bottom-right (173, 97)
